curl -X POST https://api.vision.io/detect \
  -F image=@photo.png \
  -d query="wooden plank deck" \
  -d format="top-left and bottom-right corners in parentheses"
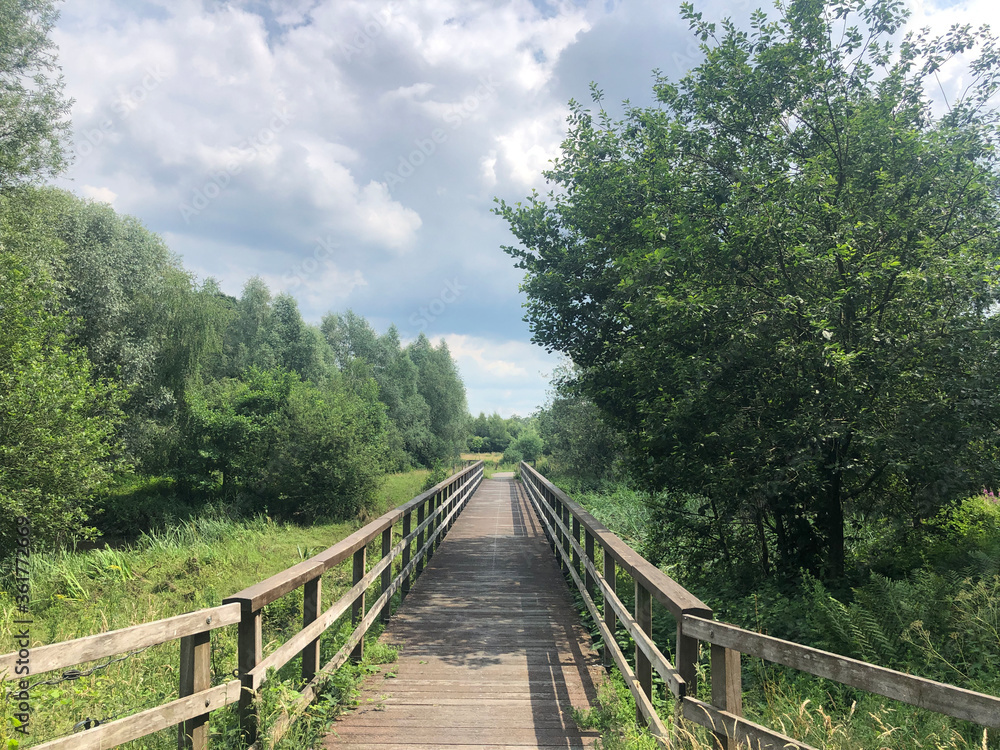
top-left (324, 476), bottom-right (605, 749)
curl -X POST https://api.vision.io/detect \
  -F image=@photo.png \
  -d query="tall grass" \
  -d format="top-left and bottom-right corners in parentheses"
top-left (561, 481), bottom-right (1000, 750)
top-left (0, 469), bottom-right (430, 749)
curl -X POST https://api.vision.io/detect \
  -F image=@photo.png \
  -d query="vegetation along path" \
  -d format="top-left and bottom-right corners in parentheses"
top-left (324, 475), bottom-right (605, 749)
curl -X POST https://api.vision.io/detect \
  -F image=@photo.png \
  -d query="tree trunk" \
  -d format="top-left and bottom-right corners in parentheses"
top-left (818, 467), bottom-right (845, 581)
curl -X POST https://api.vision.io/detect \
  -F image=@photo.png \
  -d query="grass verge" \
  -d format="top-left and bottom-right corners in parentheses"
top-left (0, 469), bottom-right (429, 749)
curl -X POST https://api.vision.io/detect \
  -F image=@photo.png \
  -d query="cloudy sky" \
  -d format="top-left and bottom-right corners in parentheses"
top-left (51, 0), bottom-right (990, 417)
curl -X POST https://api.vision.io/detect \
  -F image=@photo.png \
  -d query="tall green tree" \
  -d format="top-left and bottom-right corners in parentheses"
top-left (0, 250), bottom-right (123, 551)
top-left (537, 380), bottom-right (624, 488)
top-left (408, 334), bottom-right (468, 464)
top-left (261, 374), bottom-right (389, 520)
top-left (0, 0), bottom-right (71, 186)
top-left (497, 0), bottom-right (1000, 581)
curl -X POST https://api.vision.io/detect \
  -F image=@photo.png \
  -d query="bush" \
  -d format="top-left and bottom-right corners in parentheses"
top-left (501, 445), bottom-right (523, 466)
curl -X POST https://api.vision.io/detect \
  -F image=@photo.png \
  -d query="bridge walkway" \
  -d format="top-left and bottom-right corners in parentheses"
top-left (324, 475), bottom-right (604, 749)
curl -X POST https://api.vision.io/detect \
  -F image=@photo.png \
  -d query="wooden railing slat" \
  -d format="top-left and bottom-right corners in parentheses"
top-left (31, 680), bottom-right (241, 750)
top-left (521, 477), bottom-right (686, 698)
top-left (682, 698), bottom-right (818, 750)
top-left (522, 474), bottom-right (686, 696)
top-left (519, 480), bottom-right (671, 738)
top-left (248, 472), bottom-right (480, 687)
top-left (265, 485), bottom-right (477, 749)
top-left (0, 604), bottom-right (240, 678)
top-left (683, 615), bottom-right (1000, 729)
top-left (226, 462), bottom-right (483, 611)
top-left (521, 464), bottom-right (710, 619)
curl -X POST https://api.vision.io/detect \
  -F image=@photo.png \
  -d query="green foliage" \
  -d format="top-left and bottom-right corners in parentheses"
top-left (0, 250), bottom-right (124, 552)
top-left (321, 312), bottom-right (472, 470)
top-left (421, 462), bottom-right (449, 491)
top-left (511, 429), bottom-right (543, 462)
top-left (261, 374), bottom-right (389, 521)
top-left (536, 375), bottom-right (624, 489)
top-left (501, 443), bottom-right (523, 465)
top-left (406, 334), bottom-right (468, 465)
top-left (497, 0), bottom-right (1000, 582)
top-left (0, 0), bottom-right (71, 186)
top-left (180, 367), bottom-right (293, 497)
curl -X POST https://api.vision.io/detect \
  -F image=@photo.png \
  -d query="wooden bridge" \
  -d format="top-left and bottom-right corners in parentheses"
top-left (3, 461), bottom-right (1000, 750)
top-left (324, 474), bottom-right (603, 748)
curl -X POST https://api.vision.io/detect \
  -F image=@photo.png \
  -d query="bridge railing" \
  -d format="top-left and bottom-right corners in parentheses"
top-left (519, 461), bottom-right (1000, 750)
top-left (225, 459), bottom-right (483, 748)
top-left (0, 461), bottom-right (483, 750)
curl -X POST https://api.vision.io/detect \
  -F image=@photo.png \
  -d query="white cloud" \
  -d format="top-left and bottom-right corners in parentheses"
top-left (426, 333), bottom-right (561, 416)
top-left (80, 185), bottom-right (118, 205)
top-left (495, 110), bottom-right (567, 186)
top-left (479, 150), bottom-right (497, 187)
top-left (266, 262), bottom-right (368, 310)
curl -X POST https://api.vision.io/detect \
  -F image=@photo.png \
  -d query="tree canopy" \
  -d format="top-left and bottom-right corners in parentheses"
top-left (0, 0), bottom-right (71, 186)
top-left (497, 0), bottom-right (1000, 581)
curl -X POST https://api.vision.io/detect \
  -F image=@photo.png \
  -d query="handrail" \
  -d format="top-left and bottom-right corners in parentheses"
top-left (520, 461), bottom-right (1000, 750)
top-left (0, 461), bottom-right (483, 750)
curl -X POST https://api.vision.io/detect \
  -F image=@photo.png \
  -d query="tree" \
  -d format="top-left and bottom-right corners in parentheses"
top-left (537, 376), bottom-right (624, 487)
top-left (0, 0), bottom-right (71, 186)
top-left (497, 0), bottom-right (1000, 581)
top-left (321, 314), bottom-right (434, 468)
top-left (407, 334), bottom-right (468, 464)
top-left (179, 367), bottom-right (292, 498)
top-left (260, 374), bottom-right (389, 520)
top-left (512, 430), bottom-right (544, 463)
top-left (0, 250), bottom-right (123, 551)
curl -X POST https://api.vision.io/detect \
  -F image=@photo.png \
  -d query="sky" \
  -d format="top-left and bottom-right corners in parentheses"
top-left (50, 0), bottom-right (992, 417)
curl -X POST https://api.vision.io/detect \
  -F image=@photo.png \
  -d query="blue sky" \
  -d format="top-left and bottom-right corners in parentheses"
top-left (51, 0), bottom-right (988, 417)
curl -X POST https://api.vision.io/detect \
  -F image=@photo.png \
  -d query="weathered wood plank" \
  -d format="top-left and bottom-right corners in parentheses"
top-left (521, 464), bottom-right (711, 620)
top-left (325, 477), bottom-right (606, 748)
top-left (683, 697), bottom-right (818, 750)
top-left (711, 643), bottom-right (743, 750)
top-left (522, 475), bottom-right (685, 698)
top-left (683, 615), bottom-right (1000, 729)
top-left (178, 630), bottom-right (211, 750)
top-left (32, 680), bottom-right (241, 750)
top-left (0, 604), bottom-right (239, 678)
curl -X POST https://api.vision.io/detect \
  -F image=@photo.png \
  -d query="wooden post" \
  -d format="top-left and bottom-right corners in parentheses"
top-left (178, 629), bottom-right (210, 750)
top-left (546, 489), bottom-right (557, 553)
top-left (236, 608), bottom-right (262, 746)
top-left (302, 577), bottom-right (322, 681)
top-left (380, 528), bottom-right (392, 623)
top-left (401, 511), bottom-right (412, 598)
top-left (561, 505), bottom-right (571, 572)
top-left (352, 547), bottom-right (366, 663)
top-left (572, 517), bottom-right (581, 575)
top-left (677, 617), bottom-right (699, 700)
top-left (426, 492), bottom-right (437, 561)
top-left (603, 554), bottom-right (616, 669)
top-left (711, 644), bottom-right (743, 750)
top-left (416, 501), bottom-right (426, 575)
top-left (635, 582), bottom-right (652, 725)
top-left (585, 530), bottom-right (596, 600)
